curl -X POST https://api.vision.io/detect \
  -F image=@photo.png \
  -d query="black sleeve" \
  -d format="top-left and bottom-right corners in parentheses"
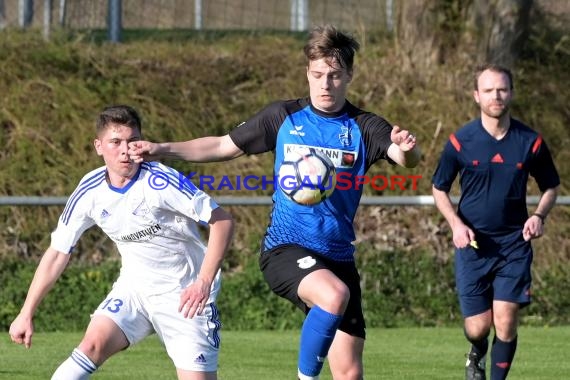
top-left (357, 112), bottom-right (395, 172)
top-left (529, 136), bottom-right (561, 192)
top-left (228, 100), bottom-right (290, 155)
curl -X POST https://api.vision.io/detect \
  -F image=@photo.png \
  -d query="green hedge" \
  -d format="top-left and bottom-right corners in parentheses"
top-left (3, 247), bottom-right (570, 332)
top-left (1, 259), bottom-right (119, 331)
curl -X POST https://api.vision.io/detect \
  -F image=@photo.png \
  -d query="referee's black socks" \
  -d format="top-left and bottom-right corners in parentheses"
top-left (464, 328), bottom-right (489, 357)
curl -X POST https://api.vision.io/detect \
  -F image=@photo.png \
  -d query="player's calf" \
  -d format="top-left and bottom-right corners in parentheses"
top-left (51, 348), bottom-right (97, 380)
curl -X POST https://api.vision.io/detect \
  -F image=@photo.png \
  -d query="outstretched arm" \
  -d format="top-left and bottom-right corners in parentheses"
top-left (9, 247), bottom-right (70, 348)
top-left (387, 126), bottom-right (421, 168)
top-left (129, 134), bottom-right (244, 163)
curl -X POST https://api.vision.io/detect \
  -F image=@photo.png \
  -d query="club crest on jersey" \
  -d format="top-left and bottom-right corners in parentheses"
top-left (339, 126), bottom-right (352, 146)
top-left (132, 201), bottom-right (150, 216)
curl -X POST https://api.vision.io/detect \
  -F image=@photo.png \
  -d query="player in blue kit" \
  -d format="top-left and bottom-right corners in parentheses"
top-left (432, 64), bottom-right (560, 380)
top-left (129, 25), bottom-right (420, 379)
top-left (9, 105), bottom-right (234, 380)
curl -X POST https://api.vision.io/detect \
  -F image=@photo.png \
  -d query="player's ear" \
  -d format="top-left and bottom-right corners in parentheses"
top-left (473, 90), bottom-right (480, 104)
top-left (94, 138), bottom-right (103, 156)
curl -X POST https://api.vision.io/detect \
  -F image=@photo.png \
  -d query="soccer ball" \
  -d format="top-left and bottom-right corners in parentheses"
top-left (277, 147), bottom-right (336, 205)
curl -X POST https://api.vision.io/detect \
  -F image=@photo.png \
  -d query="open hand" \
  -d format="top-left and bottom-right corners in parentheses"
top-left (391, 125), bottom-right (416, 152)
top-left (178, 277), bottom-right (211, 318)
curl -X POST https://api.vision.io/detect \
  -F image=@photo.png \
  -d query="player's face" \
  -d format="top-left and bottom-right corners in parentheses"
top-left (473, 69), bottom-right (513, 119)
top-left (94, 124), bottom-right (141, 186)
top-left (307, 58), bottom-right (353, 113)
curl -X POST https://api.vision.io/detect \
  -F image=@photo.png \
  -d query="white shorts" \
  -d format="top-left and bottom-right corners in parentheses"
top-left (92, 282), bottom-right (221, 372)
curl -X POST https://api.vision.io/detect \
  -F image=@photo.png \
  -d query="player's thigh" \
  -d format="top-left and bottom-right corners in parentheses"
top-left (80, 285), bottom-right (153, 364)
top-left (464, 309), bottom-right (493, 338)
top-left (259, 244), bottom-right (332, 311)
top-left (298, 269), bottom-right (350, 312)
top-left (454, 246), bottom-right (496, 317)
top-left (176, 368), bottom-right (217, 380)
top-left (492, 300), bottom-right (520, 340)
top-left (327, 330), bottom-right (364, 379)
top-left (91, 284), bottom-right (155, 347)
top-left (494, 240), bottom-right (533, 306)
top-left (150, 292), bottom-right (221, 373)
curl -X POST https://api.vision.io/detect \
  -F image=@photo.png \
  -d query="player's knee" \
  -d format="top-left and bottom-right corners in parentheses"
top-left (322, 282), bottom-right (350, 313)
top-left (493, 314), bottom-right (518, 339)
top-left (464, 310), bottom-right (493, 339)
top-left (299, 272), bottom-right (351, 313)
top-left (464, 325), bottom-right (491, 342)
top-left (337, 283), bottom-right (351, 310)
top-left (346, 366), bottom-right (363, 380)
top-left (493, 310), bottom-right (517, 325)
top-left (494, 322), bottom-right (518, 341)
top-left (77, 338), bottom-right (106, 365)
top-left (331, 364), bottom-right (363, 380)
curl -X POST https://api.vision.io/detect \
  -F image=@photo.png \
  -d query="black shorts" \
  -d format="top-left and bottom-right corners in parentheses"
top-left (259, 244), bottom-right (366, 339)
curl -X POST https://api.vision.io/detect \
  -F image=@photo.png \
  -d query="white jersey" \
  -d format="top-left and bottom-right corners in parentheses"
top-left (51, 161), bottom-right (221, 299)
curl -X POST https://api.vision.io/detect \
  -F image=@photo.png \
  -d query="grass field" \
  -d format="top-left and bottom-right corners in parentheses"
top-left (2, 327), bottom-right (569, 379)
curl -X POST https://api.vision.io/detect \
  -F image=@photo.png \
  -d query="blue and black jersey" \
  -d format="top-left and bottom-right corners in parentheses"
top-left (432, 118), bottom-right (560, 236)
top-left (229, 97), bottom-right (394, 261)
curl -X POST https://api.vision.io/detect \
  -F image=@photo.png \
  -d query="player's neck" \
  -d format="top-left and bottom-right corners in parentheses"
top-left (481, 113), bottom-right (510, 140)
top-left (105, 169), bottom-right (136, 188)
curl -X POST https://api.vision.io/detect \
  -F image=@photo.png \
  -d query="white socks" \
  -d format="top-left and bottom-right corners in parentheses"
top-left (298, 369), bottom-right (320, 380)
top-left (51, 348), bottom-right (97, 380)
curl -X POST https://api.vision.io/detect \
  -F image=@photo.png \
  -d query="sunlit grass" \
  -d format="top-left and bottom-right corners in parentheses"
top-left (2, 327), bottom-right (569, 379)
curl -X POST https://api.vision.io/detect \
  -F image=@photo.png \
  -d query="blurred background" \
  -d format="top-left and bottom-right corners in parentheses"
top-left (0, 0), bottom-right (568, 332)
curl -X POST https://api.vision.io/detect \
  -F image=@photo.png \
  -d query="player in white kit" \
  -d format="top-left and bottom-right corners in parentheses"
top-left (8, 105), bottom-right (234, 380)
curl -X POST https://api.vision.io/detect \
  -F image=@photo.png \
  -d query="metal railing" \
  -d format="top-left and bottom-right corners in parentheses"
top-left (1, 195), bottom-right (569, 206)
top-left (0, 0), bottom-right (394, 42)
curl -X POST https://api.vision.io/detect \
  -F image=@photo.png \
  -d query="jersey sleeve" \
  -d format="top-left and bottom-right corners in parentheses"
top-left (50, 189), bottom-right (96, 254)
top-left (228, 100), bottom-right (286, 155)
top-left (358, 113), bottom-right (395, 171)
top-left (147, 164), bottom-right (219, 225)
top-left (528, 136), bottom-right (560, 192)
top-left (432, 137), bottom-right (461, 192)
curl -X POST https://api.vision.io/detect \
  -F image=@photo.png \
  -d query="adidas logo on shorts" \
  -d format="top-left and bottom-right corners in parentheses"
top-left (194, 353), bottom-right (207, 364)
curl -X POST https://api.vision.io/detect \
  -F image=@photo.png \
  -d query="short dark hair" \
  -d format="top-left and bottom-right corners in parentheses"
top-left (474, 63), bottom-right (514, 90)
top-left (96, 105), bottom-right (142, 136)
top-left (303, 24), bottom-right (360, 72)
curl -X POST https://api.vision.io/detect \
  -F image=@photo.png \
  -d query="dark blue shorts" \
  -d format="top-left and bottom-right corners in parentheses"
top-left (455, 231), bottom-right (533, 318)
